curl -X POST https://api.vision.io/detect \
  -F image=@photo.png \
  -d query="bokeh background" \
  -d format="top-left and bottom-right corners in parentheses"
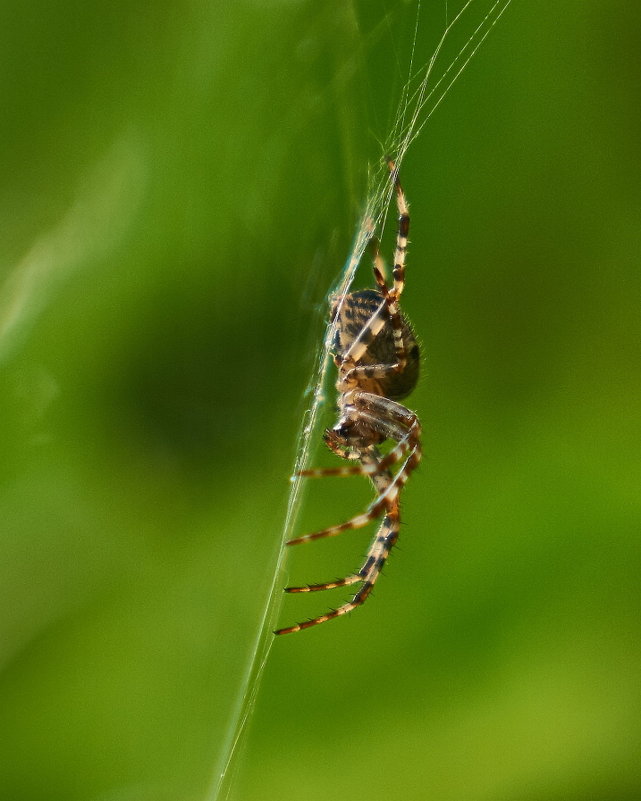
top-left (1, 1), bottom-right (639, 800)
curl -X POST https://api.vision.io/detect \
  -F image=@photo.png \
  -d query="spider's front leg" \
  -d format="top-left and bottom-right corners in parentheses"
top-left (276, 473), bottom-right (408, 635)
top-left (294, 434), bottom-right (374, 481)
top-left (287, 447), bottom-right (386, 546)
top-left (275, 496), bottom-right (402, 635)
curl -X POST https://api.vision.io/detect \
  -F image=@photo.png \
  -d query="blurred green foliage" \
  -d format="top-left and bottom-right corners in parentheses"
top-left (1, 1), bottom-right (640, 800)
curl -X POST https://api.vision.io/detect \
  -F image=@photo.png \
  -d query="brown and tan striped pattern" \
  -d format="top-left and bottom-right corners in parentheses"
top-left (275, 160), bottom-right (422, 636)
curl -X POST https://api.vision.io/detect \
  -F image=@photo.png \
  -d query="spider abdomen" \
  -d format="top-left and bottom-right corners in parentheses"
top-left (331, 289), bottom-right (419, 400)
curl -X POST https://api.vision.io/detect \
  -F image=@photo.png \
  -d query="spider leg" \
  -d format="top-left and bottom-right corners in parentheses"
top-left (286, 504), bottom-right (385, 546)
top-left (284, 501), bottom-right (396, 593)
top-left (369, 233), bottom-right (388, 284)
top-left (298, 445), bottom-right (406, 479)
top-left (387, 158), bottom-right (409, 300)
top-left (275, 506), bottom-right (400, 635)
top-left (372, 260), bottom-right (407, 373)
top-left (298, 464), bottom-right (373, 478)
top-left (288, 448), bottom-right (390, 546)
top-left (353, 392), bottom-right (421, 435)
top-left (340, 343), bottom-right (407, 388)
top-left (278, 451), bottom-right (396, 630)
top-left (284, 573), bottom-right (362, 593)
top-left (297, 439), bottom-right (377, 478)
top-left (293, 448), bottom-right (399, 538)
top-left (369, 445), bottom-right (421, 510)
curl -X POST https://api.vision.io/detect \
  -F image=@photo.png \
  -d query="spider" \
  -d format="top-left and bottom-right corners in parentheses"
top-left (275, 159), bottom-right (422, 636)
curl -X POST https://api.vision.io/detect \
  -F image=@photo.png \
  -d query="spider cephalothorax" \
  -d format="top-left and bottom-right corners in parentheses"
top-left (275, 160), bottom-right (422, 635)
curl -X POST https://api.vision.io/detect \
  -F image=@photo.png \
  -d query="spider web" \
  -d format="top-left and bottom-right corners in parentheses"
top-left (207, 2), bottom-right (513, 798)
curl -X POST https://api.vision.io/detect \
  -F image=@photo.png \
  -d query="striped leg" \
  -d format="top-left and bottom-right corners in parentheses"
top-left (284, 573), bottom-right (362, 594)
top-left (298, 443), bottom-right (407, 480)
top-left (274, 506), bottom-right (401, 635)
top-left (276, 430), bottom-right (419, 633)
top-left (351, 392), bottom-right (420, 437)
top-left (297, 464), bottom-right (371, 478)
top-left (285, 448), bottom-right (395, 572)
top-left (387, 158), bottom-right (409, 300)
top-left (286, 504), bottom-right (385, 546)
top-left (367, 443), bottom-right (421, 512)
top-left (293, 440), bottom-right (373, 488)
top-left (287, 442), bottom-right (414, 548)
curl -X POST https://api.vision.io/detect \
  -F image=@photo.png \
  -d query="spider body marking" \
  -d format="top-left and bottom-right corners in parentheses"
top-left (275, 159), bottom-right (422, 636)
top-left (330, 288), bottom-right (420, 402)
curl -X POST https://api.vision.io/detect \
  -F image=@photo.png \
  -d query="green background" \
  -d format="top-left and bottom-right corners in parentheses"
top-left (1, 1), bottom-right (639, 799)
